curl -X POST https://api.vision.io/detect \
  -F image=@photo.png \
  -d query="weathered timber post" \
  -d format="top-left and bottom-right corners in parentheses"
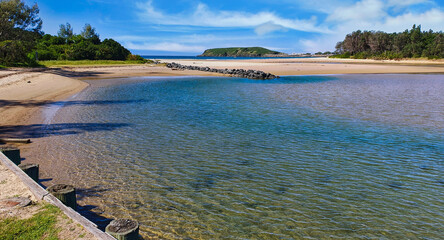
top-left (105, 219), bottom-right (140, 240)
top-left (47, 184), bottom-right (76, 210)
top-left (0, 146), bottom-right (21, 165)
top-left (18, 163), bottom-right (39, 182)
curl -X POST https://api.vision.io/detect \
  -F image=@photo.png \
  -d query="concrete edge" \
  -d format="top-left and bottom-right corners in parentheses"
top-left (0, 152), bottom-right (115, 240)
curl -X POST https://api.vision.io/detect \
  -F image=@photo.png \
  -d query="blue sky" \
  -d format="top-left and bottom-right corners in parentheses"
top-left (25, 0), bottom-right (444, 55)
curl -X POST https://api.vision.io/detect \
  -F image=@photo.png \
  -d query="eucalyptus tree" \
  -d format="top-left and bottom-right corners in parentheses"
top-left (0, 0), bottom-right (42, 65)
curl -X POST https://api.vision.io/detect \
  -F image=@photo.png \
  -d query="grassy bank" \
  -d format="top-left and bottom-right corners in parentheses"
top-left (39, 59), bottom-right (153, 67)
top-left (0, 203), bottom-right (61, 240)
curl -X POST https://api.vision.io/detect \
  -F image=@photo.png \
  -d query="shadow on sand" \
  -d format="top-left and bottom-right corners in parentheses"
top-left (0, 99), bottom-right (149, 108)
top-left (47, 68), bottom-right (107, 79)
top-left (0, 122), bottom-right (130, 138)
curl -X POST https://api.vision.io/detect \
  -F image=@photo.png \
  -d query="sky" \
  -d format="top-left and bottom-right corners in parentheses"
top-left (25, 0), bottom-right (444, 56)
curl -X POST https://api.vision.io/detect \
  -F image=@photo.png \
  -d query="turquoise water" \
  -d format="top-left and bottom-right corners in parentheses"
top-left (41, 74), bottom-right (443, 239)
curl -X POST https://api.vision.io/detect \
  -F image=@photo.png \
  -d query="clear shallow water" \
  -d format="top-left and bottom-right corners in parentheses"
top-left (39, 75), bottom-right (443, 239)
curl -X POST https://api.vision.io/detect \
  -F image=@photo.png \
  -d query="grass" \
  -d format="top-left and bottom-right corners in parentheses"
top-left (0, 203), bottom-right (61, 240)
top-left (38, 59), bottom-right (153, 67)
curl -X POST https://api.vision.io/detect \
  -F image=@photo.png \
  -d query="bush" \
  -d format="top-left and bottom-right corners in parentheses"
top-left (127, 54), bottom-right (145, 61)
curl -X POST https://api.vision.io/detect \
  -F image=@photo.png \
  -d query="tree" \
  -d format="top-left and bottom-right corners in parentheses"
top-left (80, 24), bottom-right (98, 39)
top-left (80, 23), bottom-right (100, 44)
top-left (334, 25), bottom-right (444, 59)
top-left (0, 0), bottom-right (42, 65)
top-left (58, 22), bottom-right (73, 39)
top-left (96, 39), bottom-right (130, 60)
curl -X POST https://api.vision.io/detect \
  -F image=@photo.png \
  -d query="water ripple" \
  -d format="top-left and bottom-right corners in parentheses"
top-left (34, 75), bottom-right (444, 239)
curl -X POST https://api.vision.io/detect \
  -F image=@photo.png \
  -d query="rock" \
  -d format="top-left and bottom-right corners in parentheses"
top-left (165, 62), bottom-right (278, 80)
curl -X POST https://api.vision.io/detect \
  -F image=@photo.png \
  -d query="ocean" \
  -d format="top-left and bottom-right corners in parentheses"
top-left (36, 74), bottom-right (443, 239)
top-left (142, 55), bottom-right (312, 60)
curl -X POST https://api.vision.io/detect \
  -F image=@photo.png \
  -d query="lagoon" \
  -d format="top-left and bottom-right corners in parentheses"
top-left (38, 74), bottom-right (443, 239)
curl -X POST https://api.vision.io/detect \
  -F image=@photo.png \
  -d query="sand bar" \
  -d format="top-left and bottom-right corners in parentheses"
top-left (164, 57), bottom-right (444, 75)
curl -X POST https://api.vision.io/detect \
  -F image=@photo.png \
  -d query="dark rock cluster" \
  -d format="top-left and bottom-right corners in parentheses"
top-left (166, 62), bottom-right (278, 80)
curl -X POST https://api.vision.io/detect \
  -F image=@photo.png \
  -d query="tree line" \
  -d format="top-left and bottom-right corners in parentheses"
top-left (0, 0), bottom-right (143, 66)
top-left (334, 25), bottom-right (444, 59)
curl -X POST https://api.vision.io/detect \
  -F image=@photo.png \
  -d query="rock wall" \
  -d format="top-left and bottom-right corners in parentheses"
top-left (166, 62), bottom-right (278, 80)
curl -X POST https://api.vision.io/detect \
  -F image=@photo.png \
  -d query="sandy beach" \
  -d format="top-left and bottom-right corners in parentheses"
top-left (0, 58), bottom-right (443, 238)
top-left (165, 57), bottom-right (444, 75)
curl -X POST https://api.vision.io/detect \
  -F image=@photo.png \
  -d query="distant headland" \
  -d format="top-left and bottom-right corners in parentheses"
top-left (199, 47), bottom-right (286, 57)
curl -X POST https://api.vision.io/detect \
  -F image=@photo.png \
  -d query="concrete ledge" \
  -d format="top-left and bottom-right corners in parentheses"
top-left (0, 152), bottom-right (115, 240)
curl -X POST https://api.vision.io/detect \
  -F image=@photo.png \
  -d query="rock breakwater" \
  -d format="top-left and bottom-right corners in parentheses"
top-left (166, 62), bottom-right (278, 80)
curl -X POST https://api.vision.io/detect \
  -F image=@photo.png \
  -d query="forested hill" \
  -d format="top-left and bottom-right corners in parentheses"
top-left (334, 25), bottom-right (444, 59)
top-left (199, 47), bottom-right (284, 57)
top-left (0, 0), bottom-right (144, 66)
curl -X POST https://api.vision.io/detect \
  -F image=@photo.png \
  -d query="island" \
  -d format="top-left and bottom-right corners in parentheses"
top-left (199, 47), bottom-right (286, 57)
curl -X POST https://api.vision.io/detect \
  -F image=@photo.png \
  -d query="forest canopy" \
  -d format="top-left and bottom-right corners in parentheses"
top-left (0, 0), bottom-right (140, 66)
top-left (334, 25), bottom-right (444, 59)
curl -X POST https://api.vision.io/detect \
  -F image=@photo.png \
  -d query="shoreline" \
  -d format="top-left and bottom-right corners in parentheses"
top-left (1, 59), bottom-right (444, 238)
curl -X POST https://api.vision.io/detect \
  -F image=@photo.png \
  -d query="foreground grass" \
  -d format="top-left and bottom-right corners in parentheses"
top-left (0, 203), bottom-right (60, 240)
top-left (39, 59), bottom-right (153, 67)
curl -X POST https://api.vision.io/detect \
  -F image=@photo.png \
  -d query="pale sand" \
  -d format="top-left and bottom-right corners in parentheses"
top-left (165, 57), bottom-right (444, 75)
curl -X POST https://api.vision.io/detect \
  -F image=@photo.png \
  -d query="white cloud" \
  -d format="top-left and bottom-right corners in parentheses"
top-left (137, 0), bottom-right (330, 34)
top-left (298, 0), bottom-right (444, 52)
top-left (132, 0), bottom-right (444, 53)
top-left (125, 42), bottom-right (206, 52)
top-left (255, 22), bottom-right (288, 35)
top-left (387, 0), bottom-right (431, 7)
top-left (326, 0), bottom-right (386, 23)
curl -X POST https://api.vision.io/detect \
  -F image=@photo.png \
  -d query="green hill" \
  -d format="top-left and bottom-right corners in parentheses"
top-left (199, 47), bottom-right (284, 57)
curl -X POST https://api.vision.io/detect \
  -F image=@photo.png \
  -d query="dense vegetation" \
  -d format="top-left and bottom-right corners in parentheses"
top-left (200, 47), bottom-right (283, 57)
top-left (0, 0), bottom-right (143, 66)
top-left (334, 25), bottom-right (444, 59)
top-left (0, 0), bottom-right (42, 66)
top-left (33, 24), bottom-right (131, 61)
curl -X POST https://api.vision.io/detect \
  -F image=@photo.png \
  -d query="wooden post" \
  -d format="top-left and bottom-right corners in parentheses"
top-left (105, 219), bottom-right (140, 240)
top-left (18, 163), bottom-right (39, 182)
top-left (0, 147), bottom-right (21, 165)
top-left (47, 184), bottom-right (76, 210)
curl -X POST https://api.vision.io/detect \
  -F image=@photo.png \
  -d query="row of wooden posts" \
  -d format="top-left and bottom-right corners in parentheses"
top-left (0, 146), bottom-right (139, 240)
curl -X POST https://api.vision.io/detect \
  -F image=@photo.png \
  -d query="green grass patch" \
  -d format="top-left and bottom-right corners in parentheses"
top-left (39, 59), bottom-right (153, 67)
top-left (0, 203), bottom-right (61, 240)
